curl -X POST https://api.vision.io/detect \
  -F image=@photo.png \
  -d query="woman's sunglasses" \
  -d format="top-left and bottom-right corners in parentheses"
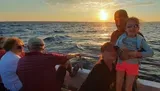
top-left (17, 45), bottom-right (24, 49)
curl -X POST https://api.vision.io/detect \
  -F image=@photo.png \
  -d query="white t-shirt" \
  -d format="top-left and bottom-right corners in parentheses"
top-left (0, 51), bottom-right (22, 91)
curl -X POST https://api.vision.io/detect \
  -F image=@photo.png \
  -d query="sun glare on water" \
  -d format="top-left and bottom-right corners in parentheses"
top-left (99, 9), bottom-right (108, 21)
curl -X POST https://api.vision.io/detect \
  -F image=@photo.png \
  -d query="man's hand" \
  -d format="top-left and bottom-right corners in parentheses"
top-left (128, 51), bottom-right (142, 59)
top-left (118, 48), bottom-right (130, 60)
top-left (67, 53), bottom-right (81, 59)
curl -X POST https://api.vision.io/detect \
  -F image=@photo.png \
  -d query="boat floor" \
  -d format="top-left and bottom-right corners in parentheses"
top-left (63, 69), bottom-right (160, 91)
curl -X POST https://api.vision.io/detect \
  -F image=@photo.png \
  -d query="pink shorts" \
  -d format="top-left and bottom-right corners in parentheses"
top-left (116, 61), bottom-right (139, 76)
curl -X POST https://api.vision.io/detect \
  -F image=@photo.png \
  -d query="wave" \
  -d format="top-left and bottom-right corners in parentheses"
top-left (72, 57), bottom-right (94, 69)
top-left (43, 35), bottom-right (70, 42)
top-left (14, 29), bottom-right (27, 32)
top-left (148, 40), bottom-right (160, 45)
top-left (152, 48), bottom-right (160, 52)
top-left (53, 30), bottom-right (65, 33)
top-left (10, 23), bottom-right (22, 27)
top-left (0, 29), bottom-right (13, 34)
top-left (139, 73), bottom-right (160, 83)
top-left (86, 30), bottom-right (97, 33)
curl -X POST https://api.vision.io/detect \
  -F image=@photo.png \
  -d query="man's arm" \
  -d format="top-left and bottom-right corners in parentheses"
top-left (51, 53), bottom-right (69, 64)
top-left (110, 31), bottom-right (117, 44)
top-left (50, 53), bottom-right (80, 65)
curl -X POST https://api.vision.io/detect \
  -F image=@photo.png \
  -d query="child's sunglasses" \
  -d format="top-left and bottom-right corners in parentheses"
top-left (127, 24), bottom-right (139, 28)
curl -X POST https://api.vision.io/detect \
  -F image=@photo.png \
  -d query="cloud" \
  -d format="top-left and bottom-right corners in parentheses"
top-left (44, 0), bottom-right (156, 11)
top-left (113, 0), bottom-right (155, 7)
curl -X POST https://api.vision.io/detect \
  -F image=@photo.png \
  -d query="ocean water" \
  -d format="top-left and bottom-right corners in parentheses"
top-left (0, 22), bottom-right (160, 83)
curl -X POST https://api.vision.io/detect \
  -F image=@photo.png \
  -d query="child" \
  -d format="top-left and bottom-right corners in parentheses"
top-left (115, 17), bottom-right (154, 91)
top-left (78, 42), bottom-right (117, 91)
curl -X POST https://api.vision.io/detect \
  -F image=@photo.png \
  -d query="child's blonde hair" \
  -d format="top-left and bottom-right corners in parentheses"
top-left (127, 17), bottom-right (140, 26)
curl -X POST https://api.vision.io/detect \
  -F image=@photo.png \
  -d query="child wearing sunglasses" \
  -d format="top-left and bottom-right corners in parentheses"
top-left (115, 17), bottom-right (154, 91)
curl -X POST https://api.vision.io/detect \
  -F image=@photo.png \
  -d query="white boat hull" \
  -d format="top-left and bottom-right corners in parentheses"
top-left (63, 69), bottom-right (160, 91)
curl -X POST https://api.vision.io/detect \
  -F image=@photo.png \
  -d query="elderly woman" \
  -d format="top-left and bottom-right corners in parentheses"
top-left (0, 37), bottom-right (7, 90)
top-left (0, 37), bottom-right (6, 58)
top-left (0, 37), bottom-right (24, 91)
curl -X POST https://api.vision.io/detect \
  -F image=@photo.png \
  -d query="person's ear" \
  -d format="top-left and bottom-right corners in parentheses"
top-left (101, 52), bottom-right (105, 59)
top-left (42, 45), bottom-right (45, 50)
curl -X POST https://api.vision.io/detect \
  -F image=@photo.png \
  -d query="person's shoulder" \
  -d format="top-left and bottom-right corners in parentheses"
top-left (19, 55), bottom-right (27, 60)
top-left (111, 30), bottom-right (125, 39)
top-left (87, 63), bottom-right (104, 79)
top-left (111, 30), bottom-right (120, 43)
top-left (0, 50), bottom-right (5, 54)
top-left (138, 32), bottom-right (144, 37)
top-left (2, 51), bottom-right (17, 59)
top-left (25, 52), bottom-right (51, 56)
top-left (112, 30), bottom-right (124, 35)
top-left (111, 30), bottom-right (118, 36)
top-left (120, 32), bottom-right (126, 36)
top-left (92, 63), bottom-right (104, 71)
top-left (137, 34), bottom-right (145, 40)
top-left (116, 33), bottom-right (126, 41)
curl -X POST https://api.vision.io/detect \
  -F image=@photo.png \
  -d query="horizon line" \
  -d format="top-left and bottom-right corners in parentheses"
top-left (0, 20), bottom-right (160, 23)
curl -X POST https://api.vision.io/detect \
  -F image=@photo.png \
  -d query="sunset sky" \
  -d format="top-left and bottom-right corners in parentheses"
top-left (0, 0), bottom-right (160, 22)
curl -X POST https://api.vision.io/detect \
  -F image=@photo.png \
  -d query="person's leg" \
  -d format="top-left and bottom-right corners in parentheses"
top-left (122, 74), bottom-right (137, 91)
top-left (116, 71), bottom-right (125, 91)
top-left (125, 63), bottom-right (139, 91)
top-left (116, 62), bottom-right (126, 91)
top-left (125, 75), bottom-right (136, 91)
top-left (66, 62), bottom-right (72, 76)
top-left (122, 72), bottom-right (126, 91)
top-left (70, 62), bottom-right (82, 77)
top-left (56, 65), bottom-right (67, 87)
top-left (132, 76), bottom-right (138, 91)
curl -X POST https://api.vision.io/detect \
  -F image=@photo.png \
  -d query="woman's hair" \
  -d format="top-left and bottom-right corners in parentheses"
top-left (96, 42), bottom-right (117, 64)
top-left (3, 37), bottom-right (24, 51)
top-left (0, 37), bottom-right (6, 49)
top-left (127, 17), bottom-right (140, 25)
top-left (101, 42), bottom-right (117, 53)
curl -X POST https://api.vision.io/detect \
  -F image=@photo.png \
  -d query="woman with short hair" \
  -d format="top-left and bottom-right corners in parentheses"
top-left (0, 37), bottom-right (24, 91)
top-left (0, 37), bottom-right (6, 58)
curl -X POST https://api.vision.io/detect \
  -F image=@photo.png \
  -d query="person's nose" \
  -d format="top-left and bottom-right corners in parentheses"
top-left (116, 20), bottom-right (120, 26)
top-left (116, 19), bottom-right (121, 26)
top-left (130, 27), bottom-right (136, 31)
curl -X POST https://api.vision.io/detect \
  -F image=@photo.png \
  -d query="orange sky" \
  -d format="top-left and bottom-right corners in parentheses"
top-left (0, 0), bottom-right (160, 22)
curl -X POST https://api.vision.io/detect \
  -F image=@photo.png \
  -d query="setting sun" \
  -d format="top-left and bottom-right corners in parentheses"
top-left (99, 9), bottom-right (108, 21)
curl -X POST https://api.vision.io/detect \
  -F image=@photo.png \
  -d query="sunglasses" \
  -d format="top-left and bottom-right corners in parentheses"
top-left (127, 24), bottom-right (139, 28)
top-left (17, 45), bottom-right (24, 49)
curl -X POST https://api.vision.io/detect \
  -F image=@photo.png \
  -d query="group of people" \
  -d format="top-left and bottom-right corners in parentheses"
top-left (0, 37), bottom-right (81, 91)
top-left (0, 9), bottom-right (154, 91)
top-left (78, 10), bottom-right (154, 91)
